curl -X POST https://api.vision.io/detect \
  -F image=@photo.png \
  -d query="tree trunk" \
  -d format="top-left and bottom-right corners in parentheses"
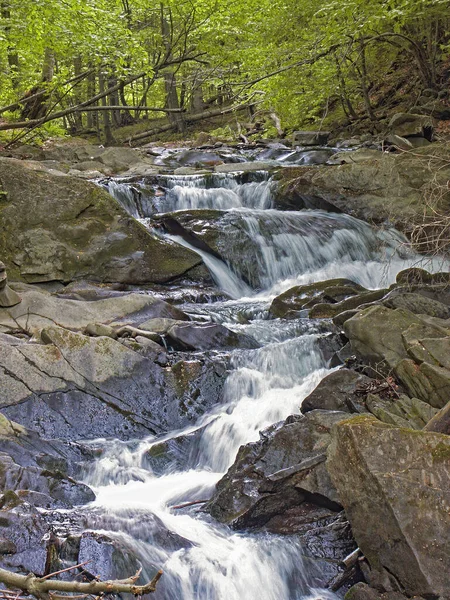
top-left (99, 70), bottom-right (115, 144)
top-left (86, 70), bottom-right (97, 129)
top-left (73, 56), bottom-right (83, 130)
top-left (1, 1), bottom-right (19, 89)
top-left (164, 71), bottom-right (185, 133)
top-left (358, 40), bottom-right (376, 121)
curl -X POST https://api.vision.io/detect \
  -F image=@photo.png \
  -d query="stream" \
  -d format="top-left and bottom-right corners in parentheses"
top-left (88, 151), bottom-right (441, 599)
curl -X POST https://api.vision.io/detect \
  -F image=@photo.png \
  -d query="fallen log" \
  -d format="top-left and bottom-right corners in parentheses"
top-left (128, 101), bottom-right (258, 145)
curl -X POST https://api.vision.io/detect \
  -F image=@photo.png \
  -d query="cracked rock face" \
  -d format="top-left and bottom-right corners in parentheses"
top-left (0, 324), bottom-right (226, 440)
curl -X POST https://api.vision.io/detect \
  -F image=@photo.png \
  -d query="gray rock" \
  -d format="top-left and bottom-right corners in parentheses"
top-left (207, 410), bottom-right (351, 529)
top-left (0, 325), bottom-right (226, 441)
top-left (292, 131), bottom-right (330, 146)
top-left (388, 112), bottom-right (434, 139)
top-left (0, 157), bottom-right (201, 284)
top-left (301, 369), bottom-right (371, 414)
top-left (327, 415), bottom-right (450, 597)
top-left (166, 322), bottom-right (259, 351)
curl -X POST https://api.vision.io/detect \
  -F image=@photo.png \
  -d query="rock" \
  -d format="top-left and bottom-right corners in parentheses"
top-left (344, 582), bottom-right (410, 600)
top-left (388, 112), bottom-right (435, 140)
top-left (292, 131), bottom-right (330, 146)
top-left (69, 160), bottom-right (112, 175)
top-left (343, 306), bottom-right (424, 370)
top-left (382, 290), bottom-right (450, 319)
top-left (327, 149), bottom-right (383, 164)
top-left (269, 279), bottom-right (365, 319)
top-left (365, 393), bottom-right (438, 429)
top-left (0, 502), bottom-right (49, 574)
top-left (165, 322), bottom-right (259, 351)
top-left (0, 452), bottom-right (95, 508)
top-left (394, 359), bottom-right (450, 409)
top-left (396, 268), bottom-right (450, 285)
top-left (143, 425), bottom-right (206, 474)
top-left (309, 288), bottom-right (388, 319)
top-left (0, 325), bottom-right (226, 441)
top-left (0, 262), bottom-right (21, 308)
top-left (207, 410), bottom-right (351, 529)
top-left (327, 415), bottom-right (450, 597)
top-left (275, 144), bottom-right (450, 230)
top-left (0, 286), bottom-right (189, 334)
top-left (173, 167), bottom-right (210, 175)
top-left (78, 531), bottom-right (141, 581)
top-left (424, 400), bottom-right (450, 434)
top-left (214, 161), bottom-right (276, 173)
top-left (97, 147), bottom-right (147, 173)
top-left (0, 157), bottom-right (201, 284)
top-left (384, 134), bottom-right (414, 150)
top-left (301, 369), bottom-right (371, 414)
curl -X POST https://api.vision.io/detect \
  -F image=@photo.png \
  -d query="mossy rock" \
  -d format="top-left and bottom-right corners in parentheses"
top-left (0, 157), bottom-right (201, 284)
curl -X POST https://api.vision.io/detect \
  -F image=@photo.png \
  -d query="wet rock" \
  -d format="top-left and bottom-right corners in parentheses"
top-left (0, 157), bottom-right (201, 284)
top-left (165, 321), bottom-right (259, 351)
top-left (1, 325), bottom-right (226, 441)
top-left (0, 451), bottom-right (94, 508)
top-left (0, 502), bottom-right (48, 574)
top-left (78, 531), bottom-right (141, 581)
top-left (309, 288), bottom-right (388, 319)
top-left (327, 415), bottom-right (450, 597)
top-left (301, 369), bottom-right (371, 414)
top-left (143, 425), bottom-right (206, 474)
top-left (207, 410), bottom-right (352, 529)
top-left (269, 279), bottom-right (365, 319)
top-left (292, 131), bottom-right (330, 146)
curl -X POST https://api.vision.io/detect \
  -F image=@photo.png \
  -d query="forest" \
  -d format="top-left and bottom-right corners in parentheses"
top-left (0, 0), bottom-right (449, 144)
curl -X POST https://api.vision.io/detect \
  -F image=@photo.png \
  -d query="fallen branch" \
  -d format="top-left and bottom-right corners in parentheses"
top-left (0, 566), bottom-right (162, 600)
top-left (171, 499), bottom-right (208, 510)
top-left (129, 101), bottom-right (258, 144)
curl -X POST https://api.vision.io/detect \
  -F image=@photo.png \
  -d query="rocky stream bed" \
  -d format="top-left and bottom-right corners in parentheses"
top-left (0, 130), bottom-right (449, 600)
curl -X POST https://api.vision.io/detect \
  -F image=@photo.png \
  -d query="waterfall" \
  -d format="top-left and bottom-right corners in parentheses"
top-left (93, 155), bottom-right (447, 599)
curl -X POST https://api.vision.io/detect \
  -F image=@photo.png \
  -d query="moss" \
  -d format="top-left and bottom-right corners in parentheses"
top-left (431, 441), bottom-right (450, 461)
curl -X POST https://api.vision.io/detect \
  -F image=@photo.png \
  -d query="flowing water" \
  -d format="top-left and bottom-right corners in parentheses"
top-left (89, 159), bottom-right (445, 599)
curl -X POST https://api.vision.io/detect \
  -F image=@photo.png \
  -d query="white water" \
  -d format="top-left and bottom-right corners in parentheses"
top-left (93, 163), bottom-right (448, 599)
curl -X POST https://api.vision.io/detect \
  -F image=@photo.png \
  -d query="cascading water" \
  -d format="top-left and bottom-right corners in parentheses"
top-left (92, 158), bottom-right (446, 599)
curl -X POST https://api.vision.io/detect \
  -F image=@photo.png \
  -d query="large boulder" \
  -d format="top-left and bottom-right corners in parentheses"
top-left (0, 158), bottom-right (200, 284)
top-left (206, 410), bottom-right (350, 529)
top-left (327, 415), bottom-right (450, 597)
top-left (388, 112), bottom-right (434, 140)
top-left (301, 369), bottom-right (371, 414)
top-left (275, 144), bottom-right (450, 231)
top-left (0, 325), bottom-right (226, 441)
top-left (165, 321), bottom-right (259, 351)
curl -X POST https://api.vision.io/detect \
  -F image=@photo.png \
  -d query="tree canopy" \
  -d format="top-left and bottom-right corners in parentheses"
top-left (0, 0), bottom-right (448, 142)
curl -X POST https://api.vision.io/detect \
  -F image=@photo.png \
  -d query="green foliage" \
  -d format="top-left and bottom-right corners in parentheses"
top-left (0, 0), bottom-right (448, 136)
